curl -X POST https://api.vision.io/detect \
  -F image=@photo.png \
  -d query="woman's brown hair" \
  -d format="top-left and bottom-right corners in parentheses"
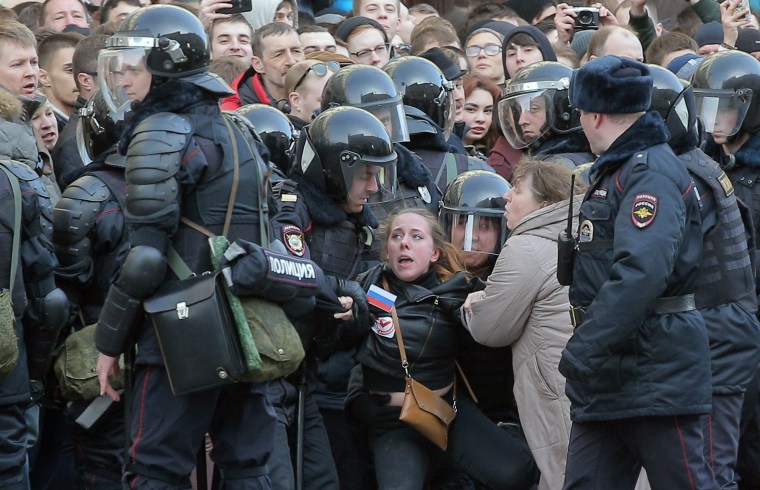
top-left (379, 208), bottom-right (468, 283)
top-left (511, 158), bottom-right (588, 204)
top-left (462, 73), bottom-right (501, 152)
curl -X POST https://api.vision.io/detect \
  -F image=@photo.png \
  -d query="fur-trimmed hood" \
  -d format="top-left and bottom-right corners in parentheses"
top-left (589, 111), bottom-right (669, 182)
top-left (395, 143), bottom-right (432, 187)
top-left (291, 172), bottom-right (378, 228)
top-left (0, 88), bottom-right (22, 120)
top-left (0, 88), bottom-right (44, 169)
top-left (119, 79), bottom-right (217, 154)
top-left (735, 131), bottom-right (760, 169)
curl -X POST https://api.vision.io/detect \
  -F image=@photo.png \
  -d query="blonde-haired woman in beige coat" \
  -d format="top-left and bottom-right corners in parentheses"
top-left (462, 158), bottom-right (586, 490)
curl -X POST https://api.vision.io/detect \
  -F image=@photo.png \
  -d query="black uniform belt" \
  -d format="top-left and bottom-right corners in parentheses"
top-left (569, 294), bottom-right (696, 328)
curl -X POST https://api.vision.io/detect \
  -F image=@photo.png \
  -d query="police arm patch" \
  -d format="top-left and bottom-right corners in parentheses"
top-left (282, 225), bottom-right (306, 257)
top-left (631, 193), bottom-right (657, 228)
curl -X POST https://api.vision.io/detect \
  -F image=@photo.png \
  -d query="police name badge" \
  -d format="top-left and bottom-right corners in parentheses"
top-left (371, 316), bottom-right (395, 338)
top-left (282, 225), bottom-right (306, 257)
top-left (631, 193), bottom-right (657, 228)
top-left (579, 220), bottom-right (593, 242)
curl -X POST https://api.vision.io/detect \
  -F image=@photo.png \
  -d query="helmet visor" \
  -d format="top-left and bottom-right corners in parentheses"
top-left (497, 90), bottom-right (553, 149)
top-left (694, 88), bottom-right (752, 138)
top-left (361, 97), bottom-right (410, 144)
top-left (98, 48), bottom-right (150, 113)
top-left (342, 151), bottom-right (399, 205)
top-left (441, 212), bottom-right (506, 266)
top-left (75, 116), bottom-right (93, 165)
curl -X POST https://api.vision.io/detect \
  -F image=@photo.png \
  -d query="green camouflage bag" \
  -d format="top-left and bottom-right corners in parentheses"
top-left (53, 324), bottom-right (124, 401)
top-left (0, 290), bottom-right (18, 378)
top-left (209, 236), bottom-right (305, 383)
top-left (0, 162), bottom-right (22, 378)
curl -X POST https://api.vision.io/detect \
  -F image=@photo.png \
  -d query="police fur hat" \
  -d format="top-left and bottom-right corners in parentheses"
top-left (569, 55), bottom-right (652, 114)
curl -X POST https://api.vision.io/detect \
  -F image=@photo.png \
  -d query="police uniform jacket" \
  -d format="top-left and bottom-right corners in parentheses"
top-left (689, 132), bottom-right (760, 394)
top-left (560, 112), bottom-right (712, 422)
top-left (356, 265), bottom-right (480, 393)
top-left (271, 171), bottom-right (375, 410)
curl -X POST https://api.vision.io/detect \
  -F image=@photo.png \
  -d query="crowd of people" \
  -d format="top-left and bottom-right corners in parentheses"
top-left (0, 0), bottom-right (759, 488)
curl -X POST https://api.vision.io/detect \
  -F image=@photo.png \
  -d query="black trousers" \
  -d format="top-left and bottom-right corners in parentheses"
top-left (0, 402), bottom-right (26, 489)
top-left (563, 415), bottom-right (718, 490)
top-left (126, 365), bottom-right (276, 489)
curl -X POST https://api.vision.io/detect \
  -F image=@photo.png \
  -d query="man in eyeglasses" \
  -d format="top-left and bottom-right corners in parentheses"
top-left (336, 16), bottom-right (392, 68)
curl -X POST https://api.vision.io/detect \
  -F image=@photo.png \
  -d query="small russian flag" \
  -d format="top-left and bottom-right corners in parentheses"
top-left (367, 284), bottom-right (397, 313)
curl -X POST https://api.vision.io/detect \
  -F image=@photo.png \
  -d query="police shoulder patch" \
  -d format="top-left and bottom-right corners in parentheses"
top-left (631, 193), bottom-right (657, 228)
top-left (282, 225), bottom-right (306, 256)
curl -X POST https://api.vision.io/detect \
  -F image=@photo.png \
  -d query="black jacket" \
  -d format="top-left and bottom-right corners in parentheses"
top-left (355, 265), bottom-right (479, 392)
top-left (561, 112), bottom-right (711, 422)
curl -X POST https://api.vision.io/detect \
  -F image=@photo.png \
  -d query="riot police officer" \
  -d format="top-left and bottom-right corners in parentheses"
top-left (321, 64), bottom-right (438, 260)
top-left (272, 106), bottom-right (397, 489)
top-left (649, 62), bottom-right (760, 490)
top-left (383, 56), bottom-right (492, 192)
top-left (237, 103), bottom-right (297, 183)
top-left (52, 90), bottom-right (131, 489)
top-left (691, 49), bottom-right (760, 490)
top-left (93, 5), bottom-right (278, 487)
top-left (497, 61), bottom-right (594, 169)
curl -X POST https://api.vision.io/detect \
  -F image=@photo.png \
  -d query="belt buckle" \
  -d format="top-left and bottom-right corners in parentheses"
top-left (569, 307), bottom-right (581, 328)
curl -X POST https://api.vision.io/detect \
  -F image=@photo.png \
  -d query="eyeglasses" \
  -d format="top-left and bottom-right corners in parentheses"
top-left (293, 61), bottom-right (340, 92)
top-left (349, 43), bottom-right (390, 60)
top-left (465, 44), bottom-right (502, 57)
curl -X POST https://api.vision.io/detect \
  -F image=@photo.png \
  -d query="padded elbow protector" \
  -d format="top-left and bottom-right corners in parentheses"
top-left (116, 245), bottom-right (167, 298)
top-left (95, 285), bottom-right (142, 357)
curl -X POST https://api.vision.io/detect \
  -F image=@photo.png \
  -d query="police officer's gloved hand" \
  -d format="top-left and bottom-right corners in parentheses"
top-left (346, 392), bottom-right (398, 431)
top-left (335, 279), bottom-right (372, 328)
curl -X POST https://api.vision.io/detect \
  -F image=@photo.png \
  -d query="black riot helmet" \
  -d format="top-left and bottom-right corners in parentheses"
top-left (691, 50), bottom-right (760, 138)
top-left (498, 61), bottom-right (579, 150)
top-left (296, 106), bottom-right (398, 205)
top-left (76, 90), bottom-right (131, 165)
top-left (321, 64), bottom-right (409, 144)
top-left (439, 170), bottom-right (510, 259)
top-left (647, 64), bottom-right (697, 143)
top-left (237, 104), bottom-right (296, 175)
top-left (98, 5), bottom-right (231, 112)
top-left (384, 56), bottom-right (456, 139)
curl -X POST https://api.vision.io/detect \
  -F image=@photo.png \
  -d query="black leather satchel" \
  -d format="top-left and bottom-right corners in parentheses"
top-left (144, 270), bottom-right (246, 395)
top-left (142, 115), bottom-right (249, 396)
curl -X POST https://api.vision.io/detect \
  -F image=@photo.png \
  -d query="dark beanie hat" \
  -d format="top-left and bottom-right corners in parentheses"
top-left (501, 25), bottom-right (557, 77)
top-left (737, 28), bottom-right (760, 54)
top-left (570, 55), bottom-right (652, 114)
top-left (420, 47), bottom-right (467, 80)
top-left (693, 22), bottom-right (723, 47)
top-left (335, 16), bottom-right (388, 43)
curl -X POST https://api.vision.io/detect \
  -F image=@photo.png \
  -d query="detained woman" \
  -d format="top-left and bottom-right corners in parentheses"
top-left (347, 208), bottom-right (479, 490)
top-left (462, 159), bottom-right (586, 490)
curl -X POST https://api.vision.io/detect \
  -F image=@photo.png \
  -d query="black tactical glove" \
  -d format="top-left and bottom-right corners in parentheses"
top-left (346, 393), bottom-right (398, 431)
top-left (335, 279), bottom-right (372, 328)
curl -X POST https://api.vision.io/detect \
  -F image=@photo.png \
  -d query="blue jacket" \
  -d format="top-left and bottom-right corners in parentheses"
top-left (560, 112), bottom-right (712, 422)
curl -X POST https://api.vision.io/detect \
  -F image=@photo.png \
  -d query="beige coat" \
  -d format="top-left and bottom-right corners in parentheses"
top-left (464, 196), bottom-right (581, 490)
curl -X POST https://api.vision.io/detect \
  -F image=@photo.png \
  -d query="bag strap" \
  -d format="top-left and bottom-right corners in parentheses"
top-left (383, 276), bottom-right (457, 402)
top-left (169, 114), bottom-right (242, 278)
top-left (0, 161), bottom-right (22, 296)
top-left (434, 152), bottom-right (458, 190)
top-left (382, 276), bottom-right (411, 377)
